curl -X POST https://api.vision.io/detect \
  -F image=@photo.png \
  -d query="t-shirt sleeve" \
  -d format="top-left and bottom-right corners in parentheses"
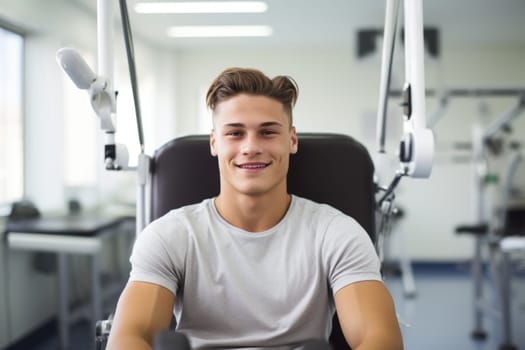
top-left (128, 217), bottom-right (186, 295)
top-left (322, 213), bottom-right (382, 295)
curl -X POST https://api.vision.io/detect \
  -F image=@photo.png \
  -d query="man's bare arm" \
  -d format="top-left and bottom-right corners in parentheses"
top-left (334, 280), bottom-right (403, 350)
top-left (106, 281), bottom-right (175, 350)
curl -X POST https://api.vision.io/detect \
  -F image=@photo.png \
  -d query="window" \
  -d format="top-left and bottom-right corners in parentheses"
top-left (0, 26), bottom-right (24, 204)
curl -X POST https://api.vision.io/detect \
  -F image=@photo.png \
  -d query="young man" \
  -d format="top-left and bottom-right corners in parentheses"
top-left (107, 68), bottom-right (403, 350)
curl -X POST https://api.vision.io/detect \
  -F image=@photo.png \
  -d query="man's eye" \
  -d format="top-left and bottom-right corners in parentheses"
top-left (261, 130), bottom-right (277, 136)
top-left (226, 131), bottom-right (242, 137)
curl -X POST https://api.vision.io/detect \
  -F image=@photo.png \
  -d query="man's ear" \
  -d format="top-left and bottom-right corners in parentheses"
top-left (210, 129), bottom-right (218, 157)
top-left (290, 127), bottom-right (298, 155)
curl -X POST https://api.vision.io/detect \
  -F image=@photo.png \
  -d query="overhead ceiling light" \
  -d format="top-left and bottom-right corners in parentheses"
top-left (167, 25), bottom-right (273, 38)
top-left (135, 1), bottom-right (268, 14)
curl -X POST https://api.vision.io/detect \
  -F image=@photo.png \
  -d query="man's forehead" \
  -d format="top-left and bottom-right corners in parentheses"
top-left (212, 94), bottom-right (291, 128)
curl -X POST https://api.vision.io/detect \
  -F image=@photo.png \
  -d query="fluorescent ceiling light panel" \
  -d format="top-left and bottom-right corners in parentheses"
top-left (135, 1), bottom-right (268, 14)
top-left (167, 25), bottom-right (272, 37)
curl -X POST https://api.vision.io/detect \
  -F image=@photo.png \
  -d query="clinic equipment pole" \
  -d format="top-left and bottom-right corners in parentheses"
top-left (376, 0), bottom-right (400, 154)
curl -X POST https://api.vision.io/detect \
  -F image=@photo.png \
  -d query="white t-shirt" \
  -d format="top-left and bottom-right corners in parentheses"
top-left (129, 195), bottom-right (381, 349)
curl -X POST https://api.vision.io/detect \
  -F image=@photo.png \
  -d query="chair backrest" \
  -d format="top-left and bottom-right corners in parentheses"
top-left (150, 133), bottom-right (376, 350)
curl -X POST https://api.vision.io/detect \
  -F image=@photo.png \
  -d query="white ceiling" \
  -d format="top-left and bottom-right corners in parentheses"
top-left (71, 0), bottom-right (525, 51)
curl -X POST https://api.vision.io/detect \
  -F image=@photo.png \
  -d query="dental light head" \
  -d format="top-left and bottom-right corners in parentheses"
top-left (56, 48), bottom-right (97, 89)
top-left (56, 47), bottom-right (117, 133)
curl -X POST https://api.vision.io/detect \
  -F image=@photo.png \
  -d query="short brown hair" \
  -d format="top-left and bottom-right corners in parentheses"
top-left (206, 67), bottom-right (298, 125)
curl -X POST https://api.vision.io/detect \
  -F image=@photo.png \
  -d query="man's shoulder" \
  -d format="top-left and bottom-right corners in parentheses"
top-left (290, 195), bottom-right (362, 231)
top-left (291, 195), bottom-right (345, 217)
top-left (147, 198), bottom-right (213, 232)
top-left (161, 198), bottom-right (212, 218)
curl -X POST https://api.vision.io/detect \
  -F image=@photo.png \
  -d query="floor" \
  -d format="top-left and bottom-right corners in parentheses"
top-left (385, 263), bottom-right (525, 350)
top-left (6, 263), bottom-right (525, 350)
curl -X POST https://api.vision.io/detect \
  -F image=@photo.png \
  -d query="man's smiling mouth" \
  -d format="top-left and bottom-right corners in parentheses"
top-left (236, 162), bottom-right (271, 169)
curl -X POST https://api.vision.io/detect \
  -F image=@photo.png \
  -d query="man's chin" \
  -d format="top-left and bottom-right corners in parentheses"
top-left (237, 188), bottom-right (268, 197)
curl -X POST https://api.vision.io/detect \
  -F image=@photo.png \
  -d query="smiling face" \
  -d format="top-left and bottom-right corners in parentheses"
top-left (210, 93), bottom-right (298, 199)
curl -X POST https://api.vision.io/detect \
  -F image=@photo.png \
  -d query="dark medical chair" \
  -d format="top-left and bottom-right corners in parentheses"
top-left (149, 132), bottom-right (376, 350)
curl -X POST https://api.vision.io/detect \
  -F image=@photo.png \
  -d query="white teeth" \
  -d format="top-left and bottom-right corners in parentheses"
top-left (241, 164), bottom-right (266, 169)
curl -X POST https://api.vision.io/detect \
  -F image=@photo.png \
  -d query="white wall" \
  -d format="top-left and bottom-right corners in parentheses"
top-left (175, 47), bottom-right (369, 135)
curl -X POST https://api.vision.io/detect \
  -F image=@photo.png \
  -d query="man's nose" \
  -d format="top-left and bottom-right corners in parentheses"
top-left (241, 133), bottom-right (262, 155)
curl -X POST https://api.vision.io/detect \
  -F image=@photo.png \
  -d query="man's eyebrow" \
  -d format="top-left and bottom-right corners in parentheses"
top-left (260, 121), bottom-right (284, 128)
top-left (222, 121), bottom-right (284, 128)
top-left (223, 122), bottom-right (245, 128)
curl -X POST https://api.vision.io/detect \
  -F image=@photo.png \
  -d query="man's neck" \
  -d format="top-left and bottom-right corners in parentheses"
top-left (214, 191), bottom-right (292, 233)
